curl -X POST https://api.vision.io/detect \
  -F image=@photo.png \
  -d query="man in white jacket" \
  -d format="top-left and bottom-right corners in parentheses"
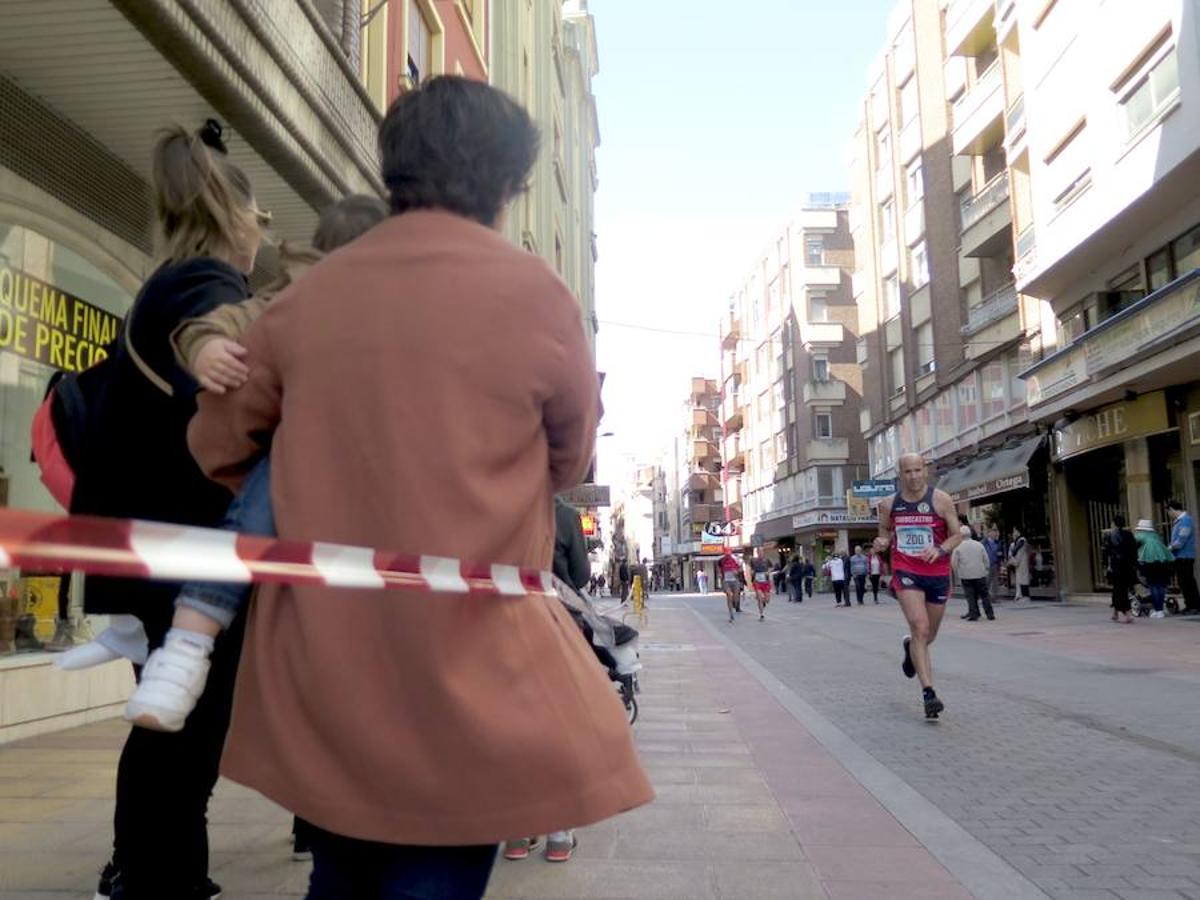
top-left (952, 525), bottom-right (995, 621)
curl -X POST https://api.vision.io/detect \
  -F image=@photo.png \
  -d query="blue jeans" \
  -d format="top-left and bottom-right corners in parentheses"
top-left (307, 826), bottom-right (496, 899)
top-left (176, 456), bottom-right (274, 629)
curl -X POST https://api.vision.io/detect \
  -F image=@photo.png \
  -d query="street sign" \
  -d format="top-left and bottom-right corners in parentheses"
top-left (559, 483), bottom-right (611, 507)
top-left (852, 478), bottom-right (897, 499)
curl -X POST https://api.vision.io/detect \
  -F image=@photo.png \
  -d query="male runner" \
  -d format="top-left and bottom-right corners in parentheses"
top-left (718, 549), bottom-right (743, 623)
top-left (748, 549), bottom-right (772, 621)
top-left (873, 454), bottom-right (963, 719)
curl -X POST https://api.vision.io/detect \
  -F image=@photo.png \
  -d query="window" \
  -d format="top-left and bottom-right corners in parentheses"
top-left (774, 431), bottom-right (788, 462)
top-left (815, 412), bottom-right (833, 439)
top-left (805, 237), bottom-right (824, 266)
top-left (911, 241), bottom-right (929, 289)
top-left (1058, 306), bottom-right (1089, 345)
top-left (408, 2), bottom-right (434, 86)
top-left (884, 275), bottom-right (900, 319)
top-left (813, 357), bottom-right (830, 382)
top-left (876, 128), bottom-right (892, 171)
top-left (809, 295), bottom-right (828, 322)
top-left (958, 376), bottom-right (980, 429)
top-left (934, 390), bottom-right (955, 444)
top-left (906, 160), bottom-right (924, 206)
top-left (914, 405), bottom-right (933, 451)
top-left (898, 77), bottom-right (919, 125)
top-left (1117, 40), bottom-right (1180, 141)
top-left (1146, 248), bottom-right (1172, 291)
top-left (767, 278), bottom-right (780, 317)
top-left (915, 322), bottom-right (934, 374)
top-left (817, 466), bottom-right (842, 502)
top-left (1045, 119), bottom-right (1090, 212)
top-left (1172, 224), bottom-right (1200, 274)
top-left (889, 347), bottom-right (905, 396)
top-left (981, 361), bottom-right (1006, 418)
top-left (880, 199), bottom-right (896, 242)
top-left (772, 381), bottom-right (785, 410)
top-left (757, 390), bottom-right (770, 422)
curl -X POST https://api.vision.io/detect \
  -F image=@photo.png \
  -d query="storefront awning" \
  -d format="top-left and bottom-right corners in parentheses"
top-left (754, 515), bottom-right (797, 542)
top-left (935, 435), bottom-right (1044, 503)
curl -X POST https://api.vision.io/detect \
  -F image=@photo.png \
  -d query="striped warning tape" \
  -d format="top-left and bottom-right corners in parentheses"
top-left (0, 508), bottom-right (555, 597)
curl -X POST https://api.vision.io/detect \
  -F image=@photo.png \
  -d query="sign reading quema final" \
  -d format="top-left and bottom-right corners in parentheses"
top-left (0, 265), bottom-right (121, 373)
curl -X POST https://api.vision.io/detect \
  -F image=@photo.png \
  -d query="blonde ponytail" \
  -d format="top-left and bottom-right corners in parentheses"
top-left (151, 123), bottom-right (269, 263)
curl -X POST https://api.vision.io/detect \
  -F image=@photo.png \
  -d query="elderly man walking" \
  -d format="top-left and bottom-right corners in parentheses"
top-left (952, 526), bottom-right (994, 621)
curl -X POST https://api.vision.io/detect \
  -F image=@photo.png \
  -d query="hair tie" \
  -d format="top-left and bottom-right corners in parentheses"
top-left (198, 119), bottom-right (228, 155)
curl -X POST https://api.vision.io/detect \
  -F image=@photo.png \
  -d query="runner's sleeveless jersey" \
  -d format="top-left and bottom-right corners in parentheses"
top-left (890, 486), bottom-right (951, 577)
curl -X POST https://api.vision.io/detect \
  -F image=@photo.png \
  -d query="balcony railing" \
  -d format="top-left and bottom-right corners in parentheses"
top-left (1014, 225), bottom-right (1037, 282)
top-left (1005, 95), bottom-right (1025, 138)
top-left (961, 282), bottom-right (1018, 335)
top-left (960, 172), bottom-right (1010, 232)
top-left (952, 62), bottom-right (1002, 131)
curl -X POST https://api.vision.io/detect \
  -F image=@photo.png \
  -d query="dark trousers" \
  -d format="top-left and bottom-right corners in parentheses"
top-left (804, 577), bottom-right (814, 598)
top-left (833, 580), bottom-right (846, 604)
top-left (788, 579), bottom-right (804, 602)
top-left (113, 607), bottom-right (246, 898)
top-left (1176, 558), bottom-right (1200, 612)
top-left (963, 577), bottom-right (994, 619)
top-left (1110, 573), bottom-right (1133, 613)
top-left (853, 574), bottom-right (866, 604)
top-left (307, 826), bottom-right (496, 900)
top-left (869, 574), bottom-right (881, 602)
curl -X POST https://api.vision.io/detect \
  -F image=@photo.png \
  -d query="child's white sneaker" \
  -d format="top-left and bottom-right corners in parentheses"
top-left (124, 635), bottom-right (211, 732)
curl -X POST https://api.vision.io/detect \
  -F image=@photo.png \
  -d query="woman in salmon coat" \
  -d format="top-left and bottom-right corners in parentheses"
top-left (188, 77), bottom-right (652, 898)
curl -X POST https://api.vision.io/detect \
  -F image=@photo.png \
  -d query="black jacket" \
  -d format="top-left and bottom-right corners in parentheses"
top-left (553, 498), bottom-right (590, 590)
top-left (1103, 528), bottom-right (1139, 581)
top-left (74, 258), bottom-right (249, 618)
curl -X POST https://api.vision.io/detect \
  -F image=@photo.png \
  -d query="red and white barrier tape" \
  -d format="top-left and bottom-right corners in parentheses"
top-left (0, 509), bottom-right (555, 597)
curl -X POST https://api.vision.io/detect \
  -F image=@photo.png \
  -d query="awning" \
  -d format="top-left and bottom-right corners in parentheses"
top-left (754, 515), bottom-right (797, 542)
top-left (935, 435), bottom-right (1044, 503)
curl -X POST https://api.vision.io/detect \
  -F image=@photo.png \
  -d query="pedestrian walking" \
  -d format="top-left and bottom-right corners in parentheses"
top-left (1103, 515), bottom-right (1139, 625)
top-left (618, 559), bottom-right (631, 603)
top-left (868, 549), bottom-right (883, 603)
top-left (786, 555), bottom-right (805, 603)
top-left (1008, 527), bottom-right (1031, 600)
top-left (802, 558), bottom-right (816, 600)
top-left (1134, 518), bottom-right (1174, 619)
top-left (189, 77), bottom-right (653, 899)
top-left (696, 566), bottom-right (709, 594)
top-left (749, 549), bottom-right (772, 620)
top-left (1167, 500), bottom-right (1199, 615)
top-left (952, 526), bottom-right (994, 621)
top-left (63, 120), bottom-right (269, 900)
top-left (874, 454), bottom-right (963, 719)
top-left (983, 527), bottom-right (1003, 599)
top-left (825, 553), bottom-right (848, 606)
top-left (850, 546), bottom-right (869, 606)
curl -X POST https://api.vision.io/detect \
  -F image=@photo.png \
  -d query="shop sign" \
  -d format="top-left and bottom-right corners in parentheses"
top-left (852, 478), bottom-right (897, 498)
top-left (1052, 391), bottom-right (1170, 461)
top-left (559, 483), bottom-right (610, 507)
top-left (791, 509), bottom-right (879, 529)
top-left (954, 471), bottom-right (1031, 502)
top-left (0, 264), bottom-right (122, 373)
top-left (579, 514), bottom-right (597, 537)
top-left (1023, 274), bottom-right (1200, 407)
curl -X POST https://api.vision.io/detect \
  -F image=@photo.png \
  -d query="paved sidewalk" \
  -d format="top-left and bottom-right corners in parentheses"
top-left (0, 599), bottom-right (1001, 899)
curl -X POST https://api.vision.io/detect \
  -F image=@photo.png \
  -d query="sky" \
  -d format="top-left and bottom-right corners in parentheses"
top-left (589, 0), bottom-right (900, 491)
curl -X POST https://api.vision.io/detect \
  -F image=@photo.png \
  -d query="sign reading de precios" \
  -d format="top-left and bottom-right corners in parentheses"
top-left (0, 264), bottom-right (122, 373)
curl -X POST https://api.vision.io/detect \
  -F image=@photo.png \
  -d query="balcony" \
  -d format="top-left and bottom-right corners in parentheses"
top-left (952, 63), bottom-right (1004, 156)
top-left (899, 116), bottom-right (922, 164)
top-left (804, 379), bottom-right (848, 407)
top-left (960, 172), bottom-right (1012, 258)
top-left (692, 438), bottom-right (718, 462)
top-left (721, 310), bottom-right (741, 350)
top-left (724, 435), bottom-right (746, 473)
top-left (692, 408), bottom-right (718, 429)
top-left (995, 0), bottom-right (1018, 42)
top-left (722, 394), bottom-right (744, 432)
top-left (1013, 225), bottom-right (1037, 286)
top-left (683, 502), bottom-right (722, 525)
top-left (945, 0), bottom-right (995, 58)
top-left (880, 238), bottom-right (900, 276)
top-left (687, 471), bottom-right (720, 494)
top-left (961, 282), bottom-right (1018, 336)
top-left (803, 266), bottom-right (842, 288)
top-left (690, 377), bottom-right (713, 403)
top-left (799, 321), bottom-right (845, 349)
top-left (804, 437), bottom-right (851, 464)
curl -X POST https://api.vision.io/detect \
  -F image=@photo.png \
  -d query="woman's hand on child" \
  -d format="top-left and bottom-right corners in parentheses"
top-left (194, 338), bottom-right (250, 394)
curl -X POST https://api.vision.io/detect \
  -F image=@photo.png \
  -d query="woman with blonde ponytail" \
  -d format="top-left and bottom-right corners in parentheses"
top-left (67, 119), bottom-right (267, 900)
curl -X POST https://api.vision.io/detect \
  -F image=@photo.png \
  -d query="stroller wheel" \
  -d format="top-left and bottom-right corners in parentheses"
top-left (1166, 596), bottom-right (1180, 615)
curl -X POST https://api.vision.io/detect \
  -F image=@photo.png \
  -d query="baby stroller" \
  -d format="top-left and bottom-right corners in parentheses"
top-left (1129, 576), bottom-right (1180, 617)
top-left (553, 577), bottom-right (642, 724)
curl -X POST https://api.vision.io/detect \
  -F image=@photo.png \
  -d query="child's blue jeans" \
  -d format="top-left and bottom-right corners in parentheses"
top-left (176, 456), bottom-right (274, 629)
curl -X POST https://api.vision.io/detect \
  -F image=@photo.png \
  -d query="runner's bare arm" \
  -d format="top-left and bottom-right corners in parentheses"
top-left (873, 498), bottom-right (893, 553)
top-left (923, 489), bottom-right (964, 563)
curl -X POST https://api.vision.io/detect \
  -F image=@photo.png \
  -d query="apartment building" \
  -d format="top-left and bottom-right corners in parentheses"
top-left (662, 378), bottom-right (724, 591)
top-left (1011, 0), bottom-right (1200, 596)
top-left (492, 0), bottom-right (601, 354)
top-left (853, 0), bottom-right (1052, 593)
top-left (720, 199), bottom-right (870, 566)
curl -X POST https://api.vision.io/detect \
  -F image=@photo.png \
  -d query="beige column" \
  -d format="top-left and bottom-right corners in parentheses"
top-left (1124, 438), bottom-right (1155, 523)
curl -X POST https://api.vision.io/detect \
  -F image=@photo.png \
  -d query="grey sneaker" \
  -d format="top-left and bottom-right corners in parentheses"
top-left (545, 832), bottom-right (577, 863)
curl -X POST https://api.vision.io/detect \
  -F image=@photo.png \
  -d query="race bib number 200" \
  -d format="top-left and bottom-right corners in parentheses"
top-left (896, 525), bottom-right (934, 554)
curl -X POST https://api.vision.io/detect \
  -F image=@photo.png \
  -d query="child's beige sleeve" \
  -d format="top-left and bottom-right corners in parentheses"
top-left (171, 296), bottom-right (269, 374)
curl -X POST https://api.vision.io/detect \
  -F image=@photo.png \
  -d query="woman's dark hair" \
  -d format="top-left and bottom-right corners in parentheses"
top-left (1114, 515), bottom-right (1127, 528)
top-left (378, 76), bottom-right (539, 226)
top-left (1167, 499), bottom-right (1184, 512)
top-left (312, 194), bottom-right (388, 252)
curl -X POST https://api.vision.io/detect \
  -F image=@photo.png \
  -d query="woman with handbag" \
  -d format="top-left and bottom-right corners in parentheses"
top-left (69, 121), bottom-right (268, 900)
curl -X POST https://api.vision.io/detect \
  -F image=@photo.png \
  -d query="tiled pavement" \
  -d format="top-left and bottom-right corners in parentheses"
top-left (3, 594), bottom-right (1195, 898)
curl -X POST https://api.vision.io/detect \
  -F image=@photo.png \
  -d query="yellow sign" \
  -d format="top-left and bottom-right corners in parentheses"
top-left (1053, 391), bottom-right (1170, 461)
top-left (0, 264), bottom-right (122, 373)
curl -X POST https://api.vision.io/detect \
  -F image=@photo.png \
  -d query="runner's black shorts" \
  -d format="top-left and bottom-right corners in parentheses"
top-left (891, 571), bottom-right (950, 605)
